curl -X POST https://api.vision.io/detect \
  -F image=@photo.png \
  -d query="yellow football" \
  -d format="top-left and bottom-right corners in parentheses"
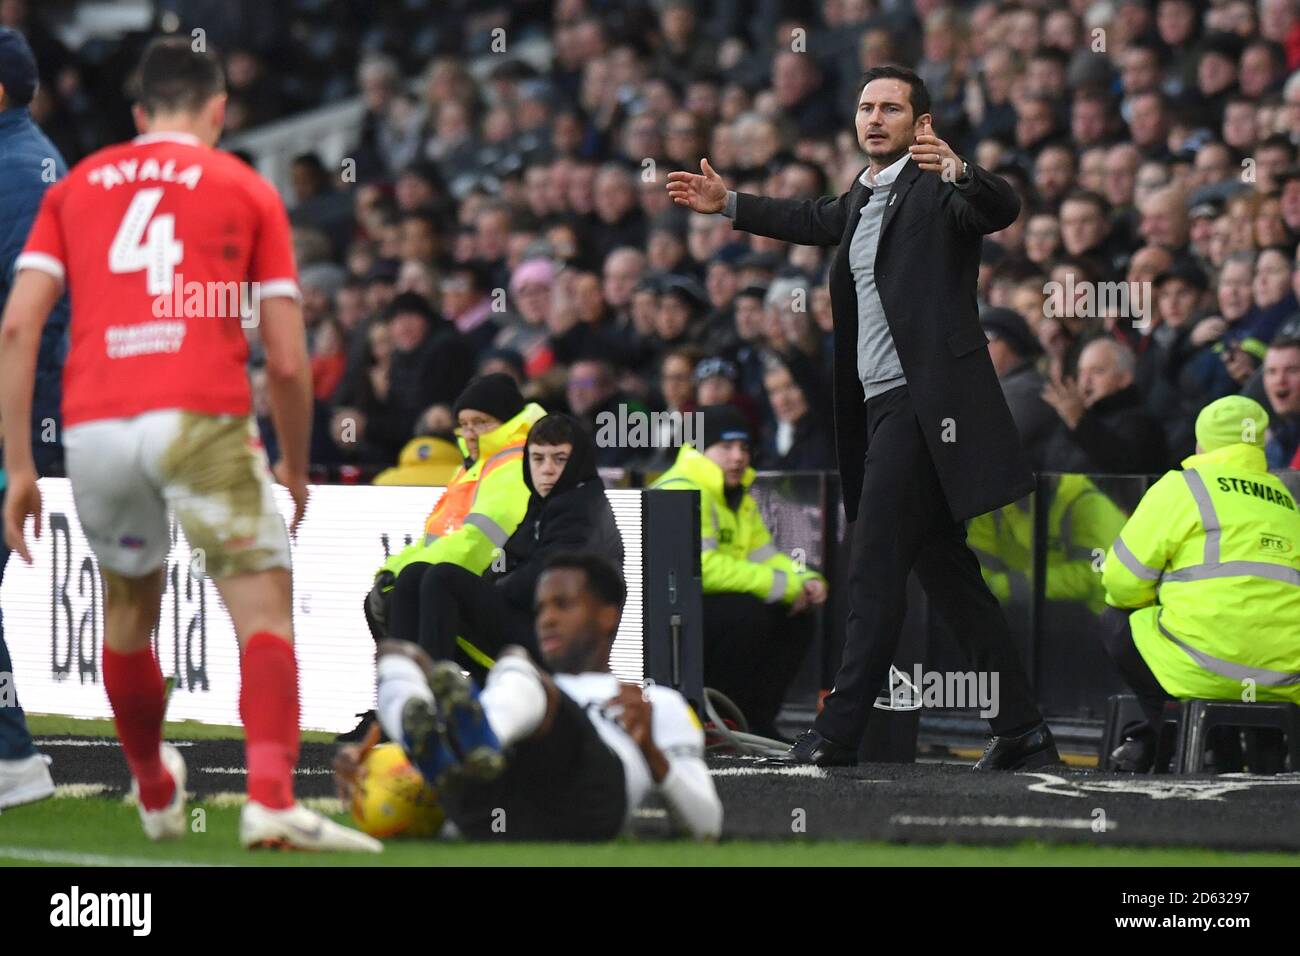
top-left (350, 743), bottom-right (445, 838)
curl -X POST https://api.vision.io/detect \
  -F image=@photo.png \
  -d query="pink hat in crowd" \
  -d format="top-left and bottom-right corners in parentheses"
top-left (510, 258), bottom-right (557, 293)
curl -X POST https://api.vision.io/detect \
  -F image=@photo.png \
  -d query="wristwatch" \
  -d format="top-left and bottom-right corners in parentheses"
top-left (956, 158), bottom-right (971, 184)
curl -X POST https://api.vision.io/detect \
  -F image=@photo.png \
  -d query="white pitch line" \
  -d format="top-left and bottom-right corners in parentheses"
top-left (204, 792), bottom-right (345, 815)
top-left (55, 784), bottom-right (112, 799)
top-left (0, 846), bottom-right (221, 867)
top-left (34, 739), bottom-right (195, 747)
top-left (891, 814), bottom-right (1116, 831)
top-left (709, 766), bottom-right (830, 779)
top-left (200, 767), bottom-right (333, 775)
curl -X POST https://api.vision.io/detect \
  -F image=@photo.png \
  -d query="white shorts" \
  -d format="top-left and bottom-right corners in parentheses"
top-left (63, 410), bottom-right (291, 579)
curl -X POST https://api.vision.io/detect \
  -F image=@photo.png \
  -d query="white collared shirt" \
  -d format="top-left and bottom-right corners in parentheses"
top-left (859, 152), bottom-right (911, 189)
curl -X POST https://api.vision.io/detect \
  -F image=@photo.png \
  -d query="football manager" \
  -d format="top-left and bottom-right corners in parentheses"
top-left (667, 65), bottom-right (1054, 769)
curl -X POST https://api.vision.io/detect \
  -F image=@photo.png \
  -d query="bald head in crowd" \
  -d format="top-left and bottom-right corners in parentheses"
top-left (1077, 338), bottom-right (1137, 407)
top-left (602, 247), bottom-right (646, 309)
top-left (1138, 186), bottom-right (1189, 251)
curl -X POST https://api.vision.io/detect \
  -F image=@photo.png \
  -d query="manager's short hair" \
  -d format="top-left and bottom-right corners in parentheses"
top-left (858, 65), bottom-right (931, 121)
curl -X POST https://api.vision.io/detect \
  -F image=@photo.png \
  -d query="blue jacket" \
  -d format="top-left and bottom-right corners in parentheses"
top-left (0, 106), bottom-right (69, 484)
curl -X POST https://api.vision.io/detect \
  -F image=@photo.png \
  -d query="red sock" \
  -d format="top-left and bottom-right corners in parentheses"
top-left (103, 646), bottom-right (175, 811)
top-left (239, 632), bottom-right (300, 810)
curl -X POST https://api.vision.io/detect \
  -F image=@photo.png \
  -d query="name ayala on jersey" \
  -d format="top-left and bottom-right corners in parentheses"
top-left (87, 156), bottom-right (203, 191)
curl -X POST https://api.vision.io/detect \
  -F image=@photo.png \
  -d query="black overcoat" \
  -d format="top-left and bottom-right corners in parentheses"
top-left (733, 158), bottom-right (1034, 521)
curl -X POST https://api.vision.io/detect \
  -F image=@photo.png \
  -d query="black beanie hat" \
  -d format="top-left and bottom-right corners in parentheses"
top-left (453, 373), bottom-right (526, 422)
top-left (697, 404), bottom-right (751, 452)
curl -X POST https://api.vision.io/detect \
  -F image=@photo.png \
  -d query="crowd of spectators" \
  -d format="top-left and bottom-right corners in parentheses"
top-left (22, 0), bottom-right (1300, 479)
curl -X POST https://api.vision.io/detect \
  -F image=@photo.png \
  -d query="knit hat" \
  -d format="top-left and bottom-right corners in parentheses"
top-left (1154, 259), bottom-right (1209, 292)
top-left (510, 257), bottom-right (556, 293)
top-left (1195, 395), bottom-right (1269, 452)
top-left (660, 274), bottom-right (710, 314)
top-left (697, 404), bottom-right (751, 451)
top-left (694, 356), bottom-right (739, 384)
top-left (980, 307), bottom-right (1042, 358)
top-left (453, 373), bottom-right (526, 423)
top-left (0, 28), bottom-right (38, 107)
top-left (384, 291), bottom-right (436, 322)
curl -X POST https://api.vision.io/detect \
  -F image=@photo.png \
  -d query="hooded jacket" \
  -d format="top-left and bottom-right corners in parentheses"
top-left (379, 402), bottom-right (547, 579)
top-left (487, 413), bottom-right (625, 611)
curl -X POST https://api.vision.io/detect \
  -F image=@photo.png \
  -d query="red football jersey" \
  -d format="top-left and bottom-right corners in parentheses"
top-left (18, 131), bottom-right (299, 427)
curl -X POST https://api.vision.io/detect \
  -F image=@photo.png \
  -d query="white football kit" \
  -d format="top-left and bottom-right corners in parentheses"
top-left (554, 672), bottom-right (723, 840)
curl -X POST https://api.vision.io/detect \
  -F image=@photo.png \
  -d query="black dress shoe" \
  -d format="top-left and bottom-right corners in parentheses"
top-left (972, 722), bottom-right (1060, 771)
top-left (756, 730), bottom-right (858, 767)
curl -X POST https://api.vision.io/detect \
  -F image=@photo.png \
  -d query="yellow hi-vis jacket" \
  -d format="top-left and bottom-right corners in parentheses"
top-left (651, 444), bottom-right (825, 604)
top-left (1102, 442), bottom-right (1300, 703)
top-left (969, 474), bottom-right (1129, 615)
top-left (379, 403), bottom-right (547, 581)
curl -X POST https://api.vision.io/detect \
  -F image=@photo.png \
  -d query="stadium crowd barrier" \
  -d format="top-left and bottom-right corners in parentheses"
top-left (6, 470), bottom-right (1298, 745)
top-left (0, 480), bottom-right (701, 733)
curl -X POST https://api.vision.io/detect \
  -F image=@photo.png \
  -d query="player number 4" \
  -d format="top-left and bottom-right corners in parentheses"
top-left (109, 187), bottom-right (184, 295)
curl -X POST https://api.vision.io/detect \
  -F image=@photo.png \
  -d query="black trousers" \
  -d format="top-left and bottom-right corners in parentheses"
top-left (388, 562), bottom-right (537, 681)
top-left (439, 689), bottom-right (628, 841)
top-left (814, 386), bottom-right (1042, 746)
top-left (702, 592), bottom-right (813, 737)
top-left (1098, 606), bottom-right (1174, 736)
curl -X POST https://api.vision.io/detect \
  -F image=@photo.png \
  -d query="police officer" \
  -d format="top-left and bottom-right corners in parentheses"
top-left (1100, 395), bottom-right (1300, 771)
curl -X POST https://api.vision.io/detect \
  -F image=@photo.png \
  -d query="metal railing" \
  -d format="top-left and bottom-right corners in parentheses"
top-left (223, 97), bottom-right (367, 196)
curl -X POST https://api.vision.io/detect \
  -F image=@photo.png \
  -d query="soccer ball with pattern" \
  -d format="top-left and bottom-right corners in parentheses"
top-left (350, 743), bottom-right (444, 838)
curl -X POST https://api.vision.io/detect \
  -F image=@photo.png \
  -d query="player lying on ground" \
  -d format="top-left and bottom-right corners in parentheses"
top-left (0, 37), bottom-right (377, 852)
top-left (351, 553), bottom-right (722, 841)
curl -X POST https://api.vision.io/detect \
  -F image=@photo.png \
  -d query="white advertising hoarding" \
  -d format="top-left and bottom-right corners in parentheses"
top-left (1, 480), bottom-right (644, 732)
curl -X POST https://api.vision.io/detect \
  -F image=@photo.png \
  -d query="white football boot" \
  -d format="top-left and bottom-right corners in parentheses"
top-left (131, 742), bottom-right (187, 841)
top-left (0, 752), bottom-right (55, 810)
top-left (239, 800), bottom-right (383, 853)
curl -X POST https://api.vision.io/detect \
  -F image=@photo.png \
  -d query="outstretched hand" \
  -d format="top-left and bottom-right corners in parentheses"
top-left (909, 120), bottom-right (962, 180)
top-left (666, 158), bottom-right (728, 214)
